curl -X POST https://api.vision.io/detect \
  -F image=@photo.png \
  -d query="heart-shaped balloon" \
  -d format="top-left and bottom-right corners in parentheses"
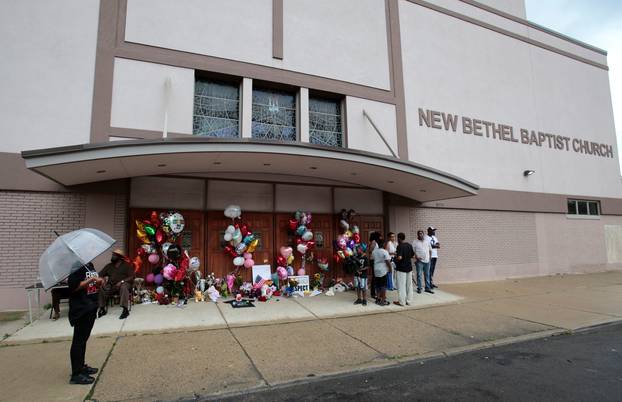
top-left (280, 246), bottom-right (293, 258)
top-left (288, 219), bottom-right (298, 231)
top-left (277, 255), bottom-right (287, 267)
top-left (297, 243), bottom-right (308, 255)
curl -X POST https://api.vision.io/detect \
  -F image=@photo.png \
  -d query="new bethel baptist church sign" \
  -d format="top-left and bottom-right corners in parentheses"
top-left (418, 108), bottom-right (614, 159)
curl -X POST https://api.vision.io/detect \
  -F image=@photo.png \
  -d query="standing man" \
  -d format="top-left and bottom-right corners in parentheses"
top-left (386, 232), bottom-right (397, 291)
top-left (393, 232), bottom-right (414, 306)
top-left (425, 227), bottom-right (440, 289)
top-left (413, 230), bottom-right (433, 294)
top-left (98, 249), bottom-right (134, 319)
top-left (67, 262), bottom-right (103, 384)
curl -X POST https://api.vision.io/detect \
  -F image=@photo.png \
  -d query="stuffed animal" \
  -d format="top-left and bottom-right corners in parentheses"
top-left (198, 278), bottom-right (207, 293)
top-left (207, 285), bottom-right (220, 302)
top-left (206, 272), bottom-right (216, 288)
top-left (194, 289), bottom-right (204, 302)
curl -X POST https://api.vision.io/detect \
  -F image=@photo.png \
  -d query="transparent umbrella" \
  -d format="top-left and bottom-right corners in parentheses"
top-left (39, 228), bottom-right (116, 290)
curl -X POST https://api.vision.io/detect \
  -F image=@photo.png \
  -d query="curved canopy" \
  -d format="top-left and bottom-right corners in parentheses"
top-left (22, 139), bottom-right (478, 202)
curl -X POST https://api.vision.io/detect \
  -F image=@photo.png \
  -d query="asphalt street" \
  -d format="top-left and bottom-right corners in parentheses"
top-left (201, 322), bottom-right (622, 402)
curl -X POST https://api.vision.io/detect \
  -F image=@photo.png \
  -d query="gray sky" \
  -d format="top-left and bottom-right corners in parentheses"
top-left (525, 0), bottom-right (622, 172)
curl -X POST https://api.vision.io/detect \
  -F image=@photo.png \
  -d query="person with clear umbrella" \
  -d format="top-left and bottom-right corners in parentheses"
top-left (68, 261), bottom-right (103, 384)
top-left (39, 228), bottom-right (116, 385)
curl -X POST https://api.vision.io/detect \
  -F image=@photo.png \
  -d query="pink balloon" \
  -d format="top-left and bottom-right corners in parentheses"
top-left (243, 258), bottom-right (255, 269)
top-left (277, 266), bottom-right (288, 280)
top-left (243, 252), bottom-right (252, 260)
top-left (226, 274), bottom-right (235, 291)
top-left (297, 268), bottom-right (306, 276)
top-left (280, 246), bottom-right (293, 258)
top-left (148, 253), bottom-right (160, 264)
top-left (145, 273), bottom-right (155, 283)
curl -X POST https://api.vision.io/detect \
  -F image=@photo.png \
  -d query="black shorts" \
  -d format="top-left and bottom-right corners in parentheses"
top-left (375, 274), bottom-right (387, 290)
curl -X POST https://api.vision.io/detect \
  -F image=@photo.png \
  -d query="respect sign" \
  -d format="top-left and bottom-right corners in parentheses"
top-left (289, 275), bottom-right (310, 292)
top-left (418, 108), bottom-right (614, 159)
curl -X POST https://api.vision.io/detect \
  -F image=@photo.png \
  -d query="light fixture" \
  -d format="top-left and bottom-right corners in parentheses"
top-left (387, 180), bottom-right (395, 184)
top-left (263, 163), bottom-right (271, 166)
top-left (213, 161), bottom-right (222, 165)
top-left (523, 169), bottom-right (536, 177)
top-left (96, 170), bottom-right (106, 174)
top-left (309, 166), bottom-right (317, 170)
top-left (420, 189), bottom-right (427, 193)
top-left (157, 164), bottom-right (167, 168)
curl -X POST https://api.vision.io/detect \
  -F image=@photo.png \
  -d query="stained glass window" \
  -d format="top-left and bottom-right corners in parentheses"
top-left (309, 97), bottom-right (343, 147)
top-left (193, 79), bottom-right (240, 137)
top-left (252, 88), bottom-right (297, 141)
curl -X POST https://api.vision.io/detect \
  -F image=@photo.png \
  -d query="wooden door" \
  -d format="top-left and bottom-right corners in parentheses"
top-left (207, 211), bottom-right (274, 281)
top-left (332, 214), bottom-right (384, 280)
top-left (128, 209), bottom-right (205, 279)
top-left (274, 213), bottom-right (334, 280)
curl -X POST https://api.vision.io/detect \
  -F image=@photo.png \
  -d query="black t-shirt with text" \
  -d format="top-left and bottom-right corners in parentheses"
top-left (67, 265), bottom-right (99, 326)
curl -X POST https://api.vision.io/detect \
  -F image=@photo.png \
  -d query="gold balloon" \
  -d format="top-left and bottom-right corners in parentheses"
top-left (136, 229), bottom-right (150, 244)
top-left (247, 239), bottom-right (260, 253)
top-left (135, 220), bottom-right (145, 232)
top-left (287, 255), bottom-right (294, 265)
top-left (345, 230), bottom-right (352, 238)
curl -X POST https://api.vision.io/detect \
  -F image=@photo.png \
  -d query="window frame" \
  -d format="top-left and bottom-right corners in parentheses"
top-left (307, 93), bottom-right (345, 148)
top-left (567, 199), bottom-right (601, 217)
top-left (192, 73), bottom-right (242, 138)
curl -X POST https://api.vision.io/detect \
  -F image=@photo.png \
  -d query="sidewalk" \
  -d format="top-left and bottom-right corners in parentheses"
top-left (1, 270), bottom-right (621, 402)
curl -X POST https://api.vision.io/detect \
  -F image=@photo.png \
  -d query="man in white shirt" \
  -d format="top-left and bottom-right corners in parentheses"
top-left (386, 232), bottom-right (397, 291)
top-left (413, 230), bottom-right (433, 294)
top-left (425, 227), bottom-right (440, 289)
top-left (372, 240), bottom-right (392, 306)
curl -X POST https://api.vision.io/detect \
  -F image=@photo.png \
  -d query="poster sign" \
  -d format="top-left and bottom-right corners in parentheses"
top-left (289, 275), bottom-right (310, 292)
top-left (252, 265), bottom-right (272, 284)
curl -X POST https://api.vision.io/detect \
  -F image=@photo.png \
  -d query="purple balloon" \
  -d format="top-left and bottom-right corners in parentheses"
top-left (347, 240), bottom-right (355, 250)
top-left (154, 273), bottom-right (164, 285)
top-left (146, 273), bottom-right (155, 283)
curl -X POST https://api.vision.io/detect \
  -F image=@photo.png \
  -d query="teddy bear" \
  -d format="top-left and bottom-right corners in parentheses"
top-left (194, 289), bottom-right (204, 302)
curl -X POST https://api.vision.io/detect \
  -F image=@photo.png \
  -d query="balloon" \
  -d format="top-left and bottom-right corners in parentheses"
top-left (247, 239), bottom-right (259, 253)
top-left (156, 286), bottom-right (164, 294)
top-left (189, 257), bottom-right (200, 270)
top-left (225, 225), bottom-right (236, 234)
top-left (339, 220), bottom-right (349, 231)
top-left (306, 213), bottom-right (312, 225)
top-left (353, 233), bottom-right (361, 243)
top-left (345, 230), bottom-right (352, 238)
top-left (161, 242), bottom-right (172, 256)
top-left (146, 273), bottom-right (155, 283)
top-left (287, 266), bottom-right (294, 276)
top-left (155, 229), bottom-right (165, 244)
top-left (224, 233), bottom-right (233, 242)
top-left (235, 242), bottom-right (247, 255)
top-left (306, 241), bottom-right (315, 250)
top-left (150, 211), bottom-right (160, 226)
top-left (132, 256), bottom-right (143, 273)
top-left (295, 211), bottom-right (302, 221)
top-left (300, 212), bottom-right (308, 225)
top-left (337, 250), bottom-right (345, 259)
top-left (163, 263), bottom-right (177, 280)
top-left (154, 274), bottom-right (163, 285)
top-left (288, 219), bottom-right (298, 231)
top-left (233, 256), bottom-right (245, 266)
top-left (277, 266), bottom-right (288, 280)
top-left (347, 240), bottom-right (355, 250)
top-left (352, 225), bottom-right (360, 234)
top-left (136, 230), bottom-right (150, 244)
top-left (224, 245), bottom-right (236, 257)
top-left (297, 243), bottom-right (308, 254)
top-left (144, 225), bottom-right (156, 237)
top-left (287, 255), bottom-right (294, 265)
top-left (168, 212), bottom-right (185, 234)
top-left (345, 247), bottom-right (353, 257)
top-left (135, 220), bottom-right (145, 232)
top-left (167, 244), bottom-right (181, 260)
top-left (244, 258), bottom-right (255, 268)
top-left (243, 252), bottom-right (252, 260)
top-left (232, 229), bottom-right (242, 245)
top-left (280, 246), bottom-right (293, 258)
top-left (137, 247), bottom-right (146, 257)
top-left (224, 205), bottom-right (242, 219)
top-left (277, 255), bottom-right (287, 267)
top-left (297, 268), bottom-right (306, 276)
top-left (337, 237), bottom-right (347, 250)
top-left (148, 253), bottom-right (160, 264)
top-left (243, 234), bottom-right (255, 245)
top-left (296, 225), bottom-right (307, 236)
top-left (302, 231), bottom-right (313, 241)
top-left (240, 224), bottom-right (249, 237)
